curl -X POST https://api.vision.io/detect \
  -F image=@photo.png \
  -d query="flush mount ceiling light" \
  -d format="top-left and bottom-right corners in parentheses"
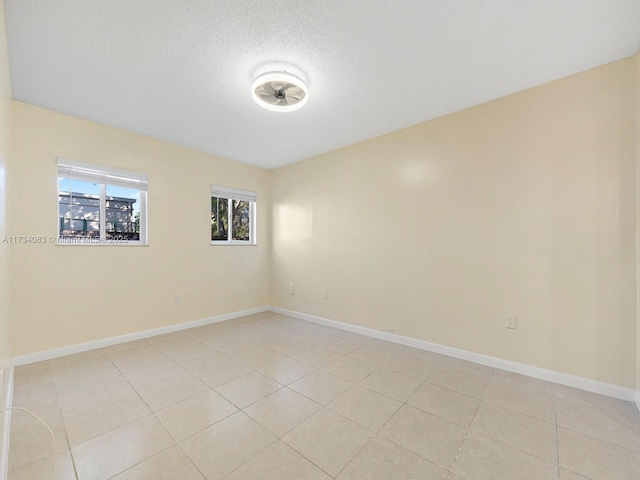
top-left (252, 71), bottom-right (308, 112)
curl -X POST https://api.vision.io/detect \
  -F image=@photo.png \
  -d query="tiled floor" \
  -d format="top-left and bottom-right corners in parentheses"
top-left (8, 311), bottom-right (640, 480)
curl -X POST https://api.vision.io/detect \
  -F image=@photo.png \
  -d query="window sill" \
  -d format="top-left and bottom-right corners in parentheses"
top-left (210, 241), bottom-right (256, 246)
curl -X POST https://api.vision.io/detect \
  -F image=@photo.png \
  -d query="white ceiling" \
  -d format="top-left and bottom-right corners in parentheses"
top-left (4, 1), bottom-right (640, 169)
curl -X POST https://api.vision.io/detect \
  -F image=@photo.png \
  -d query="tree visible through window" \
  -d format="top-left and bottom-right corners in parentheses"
top-left (211, 186), bottom-right (256, 245)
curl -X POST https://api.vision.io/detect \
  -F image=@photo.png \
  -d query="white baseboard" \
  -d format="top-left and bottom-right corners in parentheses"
top-left (636, 390), bottom-right (640, 412)
top-left (12, 306), bottom-right (269, 366)
top-left (0, 366), bottom-right (14, 480)
top-left (270, 306), bottom-right (637, 404)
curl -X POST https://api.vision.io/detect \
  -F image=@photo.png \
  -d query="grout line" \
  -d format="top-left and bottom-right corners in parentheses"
top-left (447, 369), bottom-right (493, 475)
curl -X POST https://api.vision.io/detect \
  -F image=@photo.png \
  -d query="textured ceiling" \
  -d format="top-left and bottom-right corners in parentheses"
top-left (4, 1), bottom-right (640, 169)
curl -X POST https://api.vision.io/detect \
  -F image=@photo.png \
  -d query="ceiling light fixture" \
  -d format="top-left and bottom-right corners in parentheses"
top-left (252, 71), bottom-right (308, 112)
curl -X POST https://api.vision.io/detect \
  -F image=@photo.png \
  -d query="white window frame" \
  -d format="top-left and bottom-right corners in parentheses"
top-left (57, 158), bottom-right (148, 246)
top-left (211, 185), bottom-right (256, 246)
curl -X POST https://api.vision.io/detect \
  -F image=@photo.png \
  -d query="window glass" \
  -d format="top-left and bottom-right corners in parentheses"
top-left (211, 196), bottom-right (229, 241)
top-left (105, 184), bottom-right (141, 241)
top-left (58, 178), bottom-right (101, 239)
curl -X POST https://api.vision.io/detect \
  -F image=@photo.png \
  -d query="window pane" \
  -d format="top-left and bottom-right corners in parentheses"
top-left (105, 184), bottom-right (140, 241)
top-left (232, 200), bottom-right (250, 241)
top-left (211, 197), bottom-right (229, 241)
top-left (58, 177), bottom-right (100, 238)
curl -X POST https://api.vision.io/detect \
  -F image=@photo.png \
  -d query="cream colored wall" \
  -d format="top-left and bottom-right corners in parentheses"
top-left (9, 102), bottom-right (270, 356)
top-left (271, 57), bottom-right (637, 388)
top-left (636, 50), bottom-right (640, 401)
top-left (0, 0), bottom-right (11, 402)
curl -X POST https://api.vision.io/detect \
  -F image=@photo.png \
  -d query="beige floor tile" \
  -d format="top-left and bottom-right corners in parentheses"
top-left (101, 340), bottom-right (151, 355)
top-left (400, 347), bottom-right (446, 365)
top-left (293, 346), bottom-right (343, 368)
top-left (321, 336), bottom-right (362, 355)
top-left (359, 368), bottom-right (422, 402)
top-left (156, 390), bottom-right (237, 441)
top-left (267, 338), bottom-right (315, 356)
top-left (146, 332), bottom-right (194, 349)
top-left (289, 370), bottom-right (354, 405)
top-left (322, 356), bottom-right (379, 383)
top-left (11, 315), bottom-right (640, 480)
top-left (13, 362), bottom-right (52, 387)
top-left (258, 357), bottom-right (316, 385)
top-left (558, 427), bottom-right (640, 480)
top-left (359, 337), bottom-right (405, 353)
top-left (441, 357), bottom-right (494, 379)
top-left (557, 398), bottom-right (640, 452)
top-left (469, 403), bottom-right (558, 463)
top-left (212, 338), bottom-right (259, 355)
top-left (427, 367), bottom-right (490, 399)
top-left (559, 469), bottom-right (592, 480)
top-left (9, 399), bottom-right (62, 432)
top-left (225, 440), bottom-right (332, 480)
top-left (382, 354), bottom-right (438, 380)
top-left (109, 348), bottom-right (172, 375)
top-left (296, 331), bottom-right (340, 345)
top-left (57, 375), bottom-right (136, 415)
top-left (72, 415), bottom-right (174, 480)
top-left (310, 325), bottom-right (349, 337)
top-left (483, 378), bottom-right (556, 423)
top-left (339, 332), bottom-right (372, 344)
top-left (135, 372), bottom-right (210, 411)
top-left (451, 434), bottom-right (557, 480)
top-left (244, 388), bottom-right (322, 437)
top-left (349, 346), bottom-right (399, 366)
top-left (193, 357), bottom-right (253, 388)
top-left (9, 419), bottom-right (67, 472)
top-left (328, 385), bottom-right (402, 432)
top-left (8, 450), bottom-right (76, 480)
top-left (492, 369), bottom-right (557, 396)
top-left (51, 362), bottom-right (123, 393)
top-left (63, 391), bottom-right (151, 446)
top-left (11, 379), bottom-right (57, 406)
top-left (124, 360), bottom-right (189, 391)
top-left (48, 349), bottom-right (107, 369)
top-left (180, 412), bottom-right (276, 480)
top-left (556, 385), bottom-right (637, 417)
top-left (49, 352), bottom-right (115, 376)
top-left (111, 445), bottom-right (204, 480)
top-left (407, 382), bottom-right (479, 428)
top-left (158, 342), bottom-right (229, 371)
top-left (283, 409), bottom-right (373, 477)
top-left (379, 405), bottom-right (465, 470)
top-left (193, 331), bottom-right (241, 349)
top-left (337, 435), bottom-right (448, 480)
top-left (224, 343), bottom-right (289, 370)
top-left (215, 371), bottom-right (283, 408)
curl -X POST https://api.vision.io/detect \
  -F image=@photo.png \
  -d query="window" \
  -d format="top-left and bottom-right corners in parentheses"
top-left (57, 158), bottom-right (148, 245)
top-left (211, 185), bottom-right (256, 245)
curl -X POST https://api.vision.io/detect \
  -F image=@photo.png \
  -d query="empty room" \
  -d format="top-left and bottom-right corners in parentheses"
top-left (1, 1), bottom-right (640, 479)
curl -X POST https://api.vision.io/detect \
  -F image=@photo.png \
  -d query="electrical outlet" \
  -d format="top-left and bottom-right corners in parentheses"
top-left (175, 294), bottom-right (182, 304)
top-left (288, 283), bottom-right (295, 295)
top-left (322, 289), bottom-right (328, 300)
top-left (505, 315), bottom-right (516, 329)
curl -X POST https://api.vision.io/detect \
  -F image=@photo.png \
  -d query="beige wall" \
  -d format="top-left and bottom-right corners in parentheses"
top-left (636, 50), bottom-right (640, 400)
top-left (271, 57), bottom-right (637, 388)
top-left (0, 0), bottom-right (11, 398)
top-left (9, 102), bottom-right (270, 356)
top-left (0, 0), bottom-right (11, 469)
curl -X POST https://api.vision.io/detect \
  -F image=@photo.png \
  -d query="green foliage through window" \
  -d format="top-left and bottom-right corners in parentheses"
top-left (211, 195), bottom-right (254, 243)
